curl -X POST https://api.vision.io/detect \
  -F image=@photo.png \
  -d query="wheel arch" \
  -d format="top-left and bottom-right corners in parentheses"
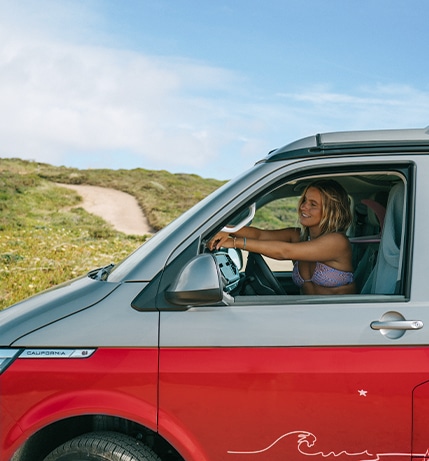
top-left (11, 414), bottom-right (184, 461)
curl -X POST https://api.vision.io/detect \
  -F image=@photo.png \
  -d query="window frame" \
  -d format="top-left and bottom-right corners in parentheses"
top-left (215, 162), bottom-right (415, 304)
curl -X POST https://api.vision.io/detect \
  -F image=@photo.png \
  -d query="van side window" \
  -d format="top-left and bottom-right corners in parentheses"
top-left (223, 170), bottom-right (410, 301)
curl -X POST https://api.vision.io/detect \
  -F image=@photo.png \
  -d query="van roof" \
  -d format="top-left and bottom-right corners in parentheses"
top-left (263, 127), bottom-right (429, 163)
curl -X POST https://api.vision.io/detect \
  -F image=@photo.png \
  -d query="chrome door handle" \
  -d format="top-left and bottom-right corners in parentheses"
top-left (371, 320), bottom-right (423, 331)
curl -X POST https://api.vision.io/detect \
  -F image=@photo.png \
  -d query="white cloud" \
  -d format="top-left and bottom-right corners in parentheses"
top-left (0, 0), bottom-right (245, 176)
top-left (0, 1), bottom-right (428, 179)
top-left (0, 30), bottom-right (244, 171)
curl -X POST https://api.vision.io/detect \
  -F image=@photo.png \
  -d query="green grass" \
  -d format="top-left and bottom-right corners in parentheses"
top-left (0, 158), bottom-right (226, 309)
top-left (0, 166), bottom-right (150, 309)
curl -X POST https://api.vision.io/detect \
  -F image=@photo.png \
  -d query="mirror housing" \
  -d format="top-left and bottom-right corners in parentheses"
top-left (166, 254), bottom-right (225, 306)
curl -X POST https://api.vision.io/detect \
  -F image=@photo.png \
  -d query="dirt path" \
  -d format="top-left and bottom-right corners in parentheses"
top-left (58, 184), bottom-right (153, 235)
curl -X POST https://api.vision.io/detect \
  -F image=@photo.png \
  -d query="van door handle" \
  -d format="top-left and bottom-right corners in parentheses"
top-left (370, 320), bottom-right (423, 331)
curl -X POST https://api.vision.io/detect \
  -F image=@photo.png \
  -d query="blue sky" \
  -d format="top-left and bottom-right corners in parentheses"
top-left (1, 0), bottom-right (428, 179)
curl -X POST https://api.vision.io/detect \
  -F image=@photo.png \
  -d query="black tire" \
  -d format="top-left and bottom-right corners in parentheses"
top-left (43, 431), bottom-right (162, 461)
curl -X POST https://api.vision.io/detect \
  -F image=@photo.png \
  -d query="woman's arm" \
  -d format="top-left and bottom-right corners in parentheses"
top-left (216, 232), bottom-right (351, 267)
top-left (207, 226), bottom-right (300, 251)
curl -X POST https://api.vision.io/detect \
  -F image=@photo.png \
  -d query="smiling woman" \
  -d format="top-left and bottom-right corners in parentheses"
top-left (208, 179), bottom-right (355, 295)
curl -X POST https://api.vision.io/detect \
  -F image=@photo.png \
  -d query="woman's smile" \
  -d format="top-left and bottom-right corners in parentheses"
top-left (299, 187), bottom-right (322, 226)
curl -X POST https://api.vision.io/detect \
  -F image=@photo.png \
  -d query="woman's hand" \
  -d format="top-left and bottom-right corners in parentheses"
top-left (207, 231), bottom-right (233, 251)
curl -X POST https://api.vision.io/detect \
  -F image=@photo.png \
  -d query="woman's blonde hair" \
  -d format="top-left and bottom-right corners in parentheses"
top-left (298, 179), bottom-right (352, 240)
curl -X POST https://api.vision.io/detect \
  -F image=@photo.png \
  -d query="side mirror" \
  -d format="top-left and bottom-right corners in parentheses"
top-left (166, 254), bottom-right (224, 306)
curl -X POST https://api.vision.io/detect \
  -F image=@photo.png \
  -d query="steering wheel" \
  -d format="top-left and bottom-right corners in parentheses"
top-left (245, 253), bottom-right (287, 295)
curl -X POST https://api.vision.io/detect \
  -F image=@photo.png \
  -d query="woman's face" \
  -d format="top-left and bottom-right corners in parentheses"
top-left (299, 186), bottom-right (323, 228)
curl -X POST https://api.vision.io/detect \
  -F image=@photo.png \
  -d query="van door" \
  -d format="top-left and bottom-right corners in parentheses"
top-left (157, 160), bottom-right (429, 461)
top-left (158, 301), bottom-right (429, 461)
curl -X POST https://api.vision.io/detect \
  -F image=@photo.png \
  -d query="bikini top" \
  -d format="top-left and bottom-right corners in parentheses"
top-left (292, 261), bottom-right (354, 288)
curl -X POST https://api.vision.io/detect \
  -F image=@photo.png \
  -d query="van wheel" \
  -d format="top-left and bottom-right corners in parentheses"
top-left (43, 431), bottom-right (162, 461)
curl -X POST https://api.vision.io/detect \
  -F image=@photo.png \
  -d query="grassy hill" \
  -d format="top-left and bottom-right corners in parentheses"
top-left (0, 158), bottom-right (225, 309)
top-left (1, 158), bottom-right (225, 231)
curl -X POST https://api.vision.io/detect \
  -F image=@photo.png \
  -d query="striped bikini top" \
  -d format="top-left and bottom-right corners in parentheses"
top-left (292, 261), bottom-right (354, 288)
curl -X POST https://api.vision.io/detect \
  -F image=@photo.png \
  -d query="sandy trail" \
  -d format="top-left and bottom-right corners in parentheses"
top-left (58, 184), bottom-right (153, 235)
